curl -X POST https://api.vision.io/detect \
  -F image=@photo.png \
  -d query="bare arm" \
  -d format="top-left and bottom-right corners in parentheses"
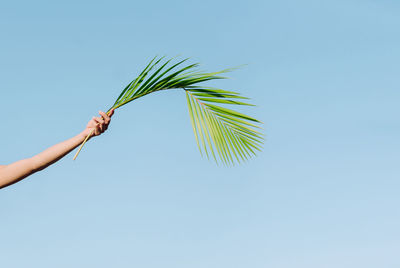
top-left (0, 110), bottom-right (114, 189)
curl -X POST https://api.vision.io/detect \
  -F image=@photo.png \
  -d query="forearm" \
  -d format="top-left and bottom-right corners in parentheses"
top-left (0, 109), bottom-right (113, 189)
top-left (0, 132), bottom-right (88, 189)
top-left (31, 131), bottom-right (88, 171)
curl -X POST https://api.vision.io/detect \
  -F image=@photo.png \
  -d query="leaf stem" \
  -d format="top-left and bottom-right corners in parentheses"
top-left (73, 129), bottom-right (94, 160)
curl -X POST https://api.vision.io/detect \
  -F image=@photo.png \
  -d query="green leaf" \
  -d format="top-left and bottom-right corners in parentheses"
top-left (186, 92), bottom-right (201, 155)
top-left (75, 56), bottom-right (264, 165)
top-left (197, 97), bottom-right (254, 106)
top-left (205, 104), bottom-right (261, 123)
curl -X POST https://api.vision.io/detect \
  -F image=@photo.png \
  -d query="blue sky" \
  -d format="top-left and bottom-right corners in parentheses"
top-left (1, 0), bottom-right (399, 267)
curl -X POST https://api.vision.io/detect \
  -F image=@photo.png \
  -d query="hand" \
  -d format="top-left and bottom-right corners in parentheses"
top-left (82, 109), bottom-right (115, 138)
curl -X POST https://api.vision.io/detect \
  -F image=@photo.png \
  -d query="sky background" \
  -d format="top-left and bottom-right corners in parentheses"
top-left (0, 0), bottom-right (399, 267)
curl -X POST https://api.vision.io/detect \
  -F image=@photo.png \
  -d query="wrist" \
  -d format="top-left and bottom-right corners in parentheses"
top-left (78, 130), bottom-right (92, 142)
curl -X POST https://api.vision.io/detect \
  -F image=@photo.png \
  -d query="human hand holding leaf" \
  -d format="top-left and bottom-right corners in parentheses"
top-left (73, 56), bottom-right (264, 165)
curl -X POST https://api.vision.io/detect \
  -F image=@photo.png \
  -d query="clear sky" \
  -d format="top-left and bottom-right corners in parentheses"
top-left (1, 0), bottom-right (399, 267)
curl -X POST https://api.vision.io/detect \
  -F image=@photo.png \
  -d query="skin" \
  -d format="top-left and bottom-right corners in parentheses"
top-left (0, 109), bottom-right (114, 189)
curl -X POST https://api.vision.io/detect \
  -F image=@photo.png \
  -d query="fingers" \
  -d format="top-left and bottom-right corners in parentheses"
top-left (94, 124), bottom-right (101, 136)
top-left (99, 110), bottom-right (114, 130)
top-left (93, 116), bottom-right (105, 125)
top-left (93, 117), bottom-right (104, 132)
top-left (85, 110), bottom-right (115, 137)
top-left (99, 111), bottom-right (111, 124)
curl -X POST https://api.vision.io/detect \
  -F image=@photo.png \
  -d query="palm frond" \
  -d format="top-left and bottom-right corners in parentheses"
top-left (184, 87), bottom-right (263, 165)
top-left (73, 56), bottom-right (264, 165)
